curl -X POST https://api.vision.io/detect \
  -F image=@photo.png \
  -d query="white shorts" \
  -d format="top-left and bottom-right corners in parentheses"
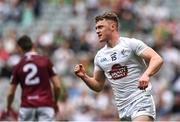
top-left (18, 107), bottom-right (55, 121)
top-left (119, 94), bottom-right (156, 121)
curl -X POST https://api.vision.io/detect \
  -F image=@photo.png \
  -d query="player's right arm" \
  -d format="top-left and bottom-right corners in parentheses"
top-left (7, 84), bottom-right (17, 112)
top-left (6, 66), bottom-right (19, 113)
top-left (74, 64), bottom-right (106, 92)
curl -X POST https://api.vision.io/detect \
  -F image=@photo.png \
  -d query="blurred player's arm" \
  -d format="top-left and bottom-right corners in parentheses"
top-left (7, 84), bottom-right (17, 111)
top-left (74, 64), bottom-right (106, 92)
top-left (140, 47), bottom-right (163, 76)
top-left (50, 75), bottom-right (61, 103)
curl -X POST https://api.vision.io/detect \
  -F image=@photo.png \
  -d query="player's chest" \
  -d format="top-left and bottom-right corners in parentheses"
top-left (98, 48), bottom-right (132, 69)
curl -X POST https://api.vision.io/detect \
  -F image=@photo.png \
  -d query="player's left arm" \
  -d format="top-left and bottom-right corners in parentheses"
top-left (140, 47), bottom-right (163, 76)
top-left (7, 84), bottom-right (17, 112)
top-left (50, 75), bottom-right (61, 104)
top-left (47, 58), bottom-right (61, 104)
top-left (138, 47), bottom-right (163, 89)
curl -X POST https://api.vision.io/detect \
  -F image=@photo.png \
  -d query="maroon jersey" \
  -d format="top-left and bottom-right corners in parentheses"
top-left (10, 52), bottom-right (56, 107)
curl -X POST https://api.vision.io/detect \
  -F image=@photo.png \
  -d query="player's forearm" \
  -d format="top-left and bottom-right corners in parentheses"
top-left (144, 55), bottom-right (163, 76)
top-left (81, 74), bottom-right (103, 92)
top-left (7, 94), bottom-right (14, 110)
top-left (51, 75), bottom-right (61, 103)
top-left (54, 87), bottom-right (60, 103)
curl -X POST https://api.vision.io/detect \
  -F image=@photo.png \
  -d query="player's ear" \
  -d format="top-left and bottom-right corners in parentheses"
top-left (111, 23), bottom-right (116, 31)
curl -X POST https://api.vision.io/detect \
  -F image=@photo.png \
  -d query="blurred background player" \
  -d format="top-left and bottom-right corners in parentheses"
top-left (6, 35), bottom-right (61, 121)
top-left (74, 12), bottom-right (163, 121)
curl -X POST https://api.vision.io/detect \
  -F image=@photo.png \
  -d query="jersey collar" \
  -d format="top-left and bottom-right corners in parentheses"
top-left (25, 51), bottom-right (38, 56)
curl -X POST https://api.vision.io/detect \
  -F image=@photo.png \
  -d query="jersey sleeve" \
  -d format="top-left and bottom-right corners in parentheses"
top-left (10, 66), bottom-right (20, 85)
top-left (94, 53), bottom-right (103, 71)
top-left (47, 58), bottom-right (57, 77)
top-left (129, 38), bottom-right (149, 56)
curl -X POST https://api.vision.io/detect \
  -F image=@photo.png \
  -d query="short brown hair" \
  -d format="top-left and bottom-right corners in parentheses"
top-left (95, 11), bottom-right (119, 29)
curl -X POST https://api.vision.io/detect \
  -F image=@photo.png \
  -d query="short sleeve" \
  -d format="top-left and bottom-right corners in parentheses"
top-left (129, 38), bottom-right (149, 56)
top-left (47, 58), bottom-right (57, 77)
top-left (94, 53), bottom-right (103, 71)
top-left (10, 66), bottom-right (20, 85)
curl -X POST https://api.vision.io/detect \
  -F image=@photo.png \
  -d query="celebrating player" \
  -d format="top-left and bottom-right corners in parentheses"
top-left (74, 11), bottom-right (163, 121)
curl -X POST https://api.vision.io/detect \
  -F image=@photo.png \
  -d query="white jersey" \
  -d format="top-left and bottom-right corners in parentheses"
top-left (94, 37), bottom-right (153, 110)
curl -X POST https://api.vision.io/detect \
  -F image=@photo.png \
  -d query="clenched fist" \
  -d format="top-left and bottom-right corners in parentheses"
top-left (74, 64), bottom-right (86, 78)
top-left (138, 74), bottom-right (149, 90)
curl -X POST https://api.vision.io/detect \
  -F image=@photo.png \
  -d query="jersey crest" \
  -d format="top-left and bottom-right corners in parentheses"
top-left (108, 64), bottom-right (128, 80)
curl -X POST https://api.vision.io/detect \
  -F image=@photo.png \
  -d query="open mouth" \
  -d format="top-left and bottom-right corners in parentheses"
top-left (98, 34), bottom-right (102, 38)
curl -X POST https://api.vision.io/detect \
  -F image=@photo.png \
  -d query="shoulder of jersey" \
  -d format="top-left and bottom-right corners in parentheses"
top-left (120, 36), bottom-right (134, 42)
top-left (120, 36), bottom-right (139, 45)
top-left (96, 45), bottom-right (106, 56)
top-left (41, 55), bottom-right (49, 60)
top-left (96, 37), bottom-right (138, 55)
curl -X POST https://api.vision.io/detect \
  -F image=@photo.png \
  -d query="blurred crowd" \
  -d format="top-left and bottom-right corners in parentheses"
top-left (0, 0), bottom-right (180, 121)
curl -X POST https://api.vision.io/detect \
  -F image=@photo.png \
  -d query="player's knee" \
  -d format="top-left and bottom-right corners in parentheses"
top-left (132, 115), bottom-right (154, 122)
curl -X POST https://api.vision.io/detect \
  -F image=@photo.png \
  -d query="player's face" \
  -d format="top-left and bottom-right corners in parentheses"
top-left (95, 19), bottom-right (112, 43)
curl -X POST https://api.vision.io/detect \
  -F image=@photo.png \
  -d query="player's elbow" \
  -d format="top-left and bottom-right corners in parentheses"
top-left (7, 93), bottom-right (14, 99)
top-left (54, 86), bottom-right (61, 93)
top-left (158, 56), bottom-right (164, 67)
top-left (94, 88), bottom-right (102, 92)
top-left (153, 54), bottom-right (163, 67)
top-left (93, 85), bottom-right (103, 92)
top-left (7, 87), bottom-right (16, 98)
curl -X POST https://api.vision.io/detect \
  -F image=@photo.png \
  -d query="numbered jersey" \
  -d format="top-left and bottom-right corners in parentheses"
top-left (94, 37), bottom-right (153, 110)
top-left (11, 52), bottom-right (56, 107)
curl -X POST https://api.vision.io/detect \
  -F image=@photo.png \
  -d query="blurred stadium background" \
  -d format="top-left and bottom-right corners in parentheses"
top-left (0, 0), bottom-right (180, 121)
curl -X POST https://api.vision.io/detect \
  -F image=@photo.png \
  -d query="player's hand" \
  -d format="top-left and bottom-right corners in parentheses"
top-left (2, 107), bottom-right (18, 120)
top-left (53, 102), bottom-right (59, 114)
top-left (5, 107), bottom-right (12, 116)
top-left (74, 64), bottom-right (86, 78)
top-left (138, 74), bottom-right (149, 90)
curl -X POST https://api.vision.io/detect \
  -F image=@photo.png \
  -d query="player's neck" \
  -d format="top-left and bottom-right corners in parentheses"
top-left (25, 48), bottom-right (37, 55)
top-left (107, 32), bottom-right (120, 48)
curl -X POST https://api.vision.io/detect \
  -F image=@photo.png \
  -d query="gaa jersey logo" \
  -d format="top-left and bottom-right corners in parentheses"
top-left (109, 64), bottom-right (128, 80)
